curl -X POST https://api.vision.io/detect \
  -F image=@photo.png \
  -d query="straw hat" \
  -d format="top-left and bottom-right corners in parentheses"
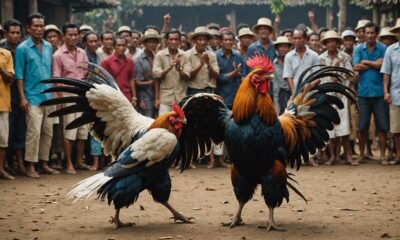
top-left (209, 28), bottom-right (222, 38)
top-left (117, 25), bottom-right (132, 35)
top-left (355, 19), bottom-right (370, 31)
top-left (79, 24), bottom-right (93, 32)
top-left (390, 18), bottom-right (400, 33)
top-left (237, 27), bottom-right (256, 38)
top-left (320, 30), bottom-right (343, 45)
top-left (252, 17), bottom-right (273, 33)
top-left (341, 30), bottom-right (356, 39)
top-left (190, 26), bottom-right (212, 40)
top-left (273, 36), bottom-right (292, 47)
top-left (141, 28), bottom-right (161, 42)
top-left (379, 27), bottom-right (395, 38)
top-left (45, 24), bottom-right (62, 34)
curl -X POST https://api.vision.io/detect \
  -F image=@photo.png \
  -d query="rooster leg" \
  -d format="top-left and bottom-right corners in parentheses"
top-left (257, 207), bottom-right (286, 231)
top-left (162, 202), bottom-right (194, 223)
top-left (109, 208), bottom-right (135, 229)
top-left (222, 202), bottom-right (245, 228)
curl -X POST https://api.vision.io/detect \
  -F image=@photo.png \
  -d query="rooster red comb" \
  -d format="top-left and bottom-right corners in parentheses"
top-left (246, 54), bottom-right (274, 74)
top-left (172, 104), bottom-right (185, 118)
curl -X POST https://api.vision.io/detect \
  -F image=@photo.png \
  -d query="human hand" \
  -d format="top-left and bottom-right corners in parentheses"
top-left (308, 11), bottom-right (315, 21)
top-left (163, 13), bottom-right (171, 24)
top-left (384, 92), bottom-right (392, 104)
top-left (20, 98), bottom-right (29, 112)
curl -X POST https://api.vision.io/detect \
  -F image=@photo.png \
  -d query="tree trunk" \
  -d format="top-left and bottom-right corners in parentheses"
top-left (326, 5), bottom-right (333, 29)
top-left (29, 0), bottom-right (38, 13)
top-left (1, 0), bottom-right (14, 23)
top-left (338, 0), bottom-right (346, 33)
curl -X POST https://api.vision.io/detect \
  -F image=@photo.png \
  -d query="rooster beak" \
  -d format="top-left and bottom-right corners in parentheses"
top-left (178, 118), bottom-right (187, 125)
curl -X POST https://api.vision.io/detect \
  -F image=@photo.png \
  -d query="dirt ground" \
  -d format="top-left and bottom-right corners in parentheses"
top-left (1, 159), bottom-right (400, 240)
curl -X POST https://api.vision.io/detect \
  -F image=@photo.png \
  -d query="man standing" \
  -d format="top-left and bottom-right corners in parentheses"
top-left (381, 18), bottom-right (400, 165)
top-left (96, 31), bottom-right (114, 62)
top-left (52, 23), bottom-right (89, 174)
top-left (237, 28), bottom-right (256, 60)
top-left (355, 20), bottom-right (370, 44)
top-left (101, 37), bottom-right (136, 105)
top-left (185, 26), bottom-right (219, 96)
top-left (247, 18), bottom-right (276, 60)
top-left (127, 30), bottom-right (143, 60)
top-left (353, 22), bottom-right (388, 164)
top-left (15, 13), bottom-right (59, 178)
top-left (0, 19), bottom-right (26, 175)
top-left (153, 29), bottom-right (190, 115)
top-left (0, 46), bottom-right (15, 180)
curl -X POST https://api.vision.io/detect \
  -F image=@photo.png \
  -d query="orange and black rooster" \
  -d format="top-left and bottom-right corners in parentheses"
top-left (179, 55), bottom-right (356, 231)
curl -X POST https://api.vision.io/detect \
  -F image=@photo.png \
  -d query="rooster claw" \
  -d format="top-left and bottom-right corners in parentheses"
top-left (257, 222), bottom-right (286, 232)
top-left (221, 217), bottom-right (244, 228)
top-left (109, 216), bottom-right (135, 229)
top-left (170, 215), bottom-right (194, 223)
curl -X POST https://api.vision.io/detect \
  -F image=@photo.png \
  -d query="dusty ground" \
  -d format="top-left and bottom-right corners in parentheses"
top-left (1, 160), bottom-right (399, 240)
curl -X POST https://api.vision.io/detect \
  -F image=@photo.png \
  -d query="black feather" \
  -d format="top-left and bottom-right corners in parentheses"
top-left (41, 86), bottom-right (86, 95)
top-left (40, 96), bottom-right (87, 106)
top-left (66, 113), bottom-right (97, 129)
top-left (48, 104), bottom-right (92, 117)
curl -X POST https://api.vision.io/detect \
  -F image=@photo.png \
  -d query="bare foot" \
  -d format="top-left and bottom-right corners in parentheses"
top-left (26, 169), bottom-right (39, 178)
top-left (0, 170), bottom-right (15, 180)
top-left (89, 165), bottom-right (98, 171)
top-left (41, 165), bottom-right (60, 175)
top-left (65, 167), bottom-right (76, 174)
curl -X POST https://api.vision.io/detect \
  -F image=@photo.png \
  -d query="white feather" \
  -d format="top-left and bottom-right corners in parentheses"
top-left (67, 172), bottom-right (112, 203)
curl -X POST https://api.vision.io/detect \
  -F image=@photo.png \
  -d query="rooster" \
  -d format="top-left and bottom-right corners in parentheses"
top-left (181, 55), bottom-right (356, 231)
top-left (40, 63), bottom-right (229, 229)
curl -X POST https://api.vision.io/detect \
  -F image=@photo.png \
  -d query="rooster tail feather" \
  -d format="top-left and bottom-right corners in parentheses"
top-left (287, 181), bottom-right (308, 204)
top-left (67, 172), bottom-right (113, 203)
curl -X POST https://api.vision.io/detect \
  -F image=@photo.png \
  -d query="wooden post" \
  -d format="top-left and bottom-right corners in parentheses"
top-left (338, 0), bottom-right (346, 33)
top-left (29, 0), bottom-right (38, 13)
top-left (1, 0), bottom-right (14, 23)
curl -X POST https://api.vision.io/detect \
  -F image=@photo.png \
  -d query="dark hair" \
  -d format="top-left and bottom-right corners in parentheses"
top-left (364, 22), bottom-right (380, 34)
top-left (3, 19), bottom-right (22, 32)
top-left (100, 31), bottom-right (113, 41)
top-left (318, 27), bottom-right (329, 35)
top-left (307, 32), bottom-right (320, 40)
top-left (144, 25), bottom-right (159, 33)
top-left (180, 31), bottom-right (187, 37)
top-left (27, 12), bottom-right (44, 26)
top-left (62, 23), bottom-right (79, 35)
top-left (221, 31), bottom-right (235, 39)
top-left (165, 28), bottom-right (181, 39)
top-left (294, 27), bottom-right (307, 39)
top-left (236, 23), bottom-right (249, 34)
top-left (131, 29), bottom-right (141, 36)
top-left (44, 29), bottom-right (60, 39)
top-left (280, 28), bottom-right (293, 36)
top-left (83, 31), bottom-right (98, 43)
top-left (113, 36), bottom-right (127, 46)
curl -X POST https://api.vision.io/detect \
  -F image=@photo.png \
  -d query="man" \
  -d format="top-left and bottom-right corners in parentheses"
top-left (283, 27), bottom-right (320, 94)
top-left (281, 29), bottom-right (294, 44)
top-left (1, 19), bottom-right (26, 175)
top-left (185, 26), bottom-right (219, 96)
top-left (381, 18), bottom-right (400, 165)
top-left (101, 37), bottom-right (136, 105)
top-left (134, 28), bottom-right (160, 118)
top-left (127, 30), bottom-right (143, 60)
top-left (237, 27), bottom-right (256, 60)
top-left (52, 23), bottom-right (89, 174)
top-left (341, 30), bottom-right (357, 57)
top-left (353, 22), bottom-right (388, 164)
top-left (247, 18), bottom-right (276, 60)
top-left (319, 30), bottom-right (355, 166)
top-left (355, 19), bottom-right (370, 44)
top-left (378, 27), bottom-right (397, 47)
top-left (117, 25), bottom-right (133, 50)
top-left (77, 24), bottom-right (93, 49)
top-left (153, 29), bottom-right (190, 115)
top-left (0, 46), bottom-right (15, 180)
top-left (96, 31), bottom-right (114, 62)
top-left (307, 32), bottom-right (321, 54)
top-left (15, 13), bottom-right (59, 178)
top-left (272, 36), bottom-right (292, 114)
top-left (208, 29), bottom-right (222, 53)
top-left (44, 24), bottom-right (62, 53)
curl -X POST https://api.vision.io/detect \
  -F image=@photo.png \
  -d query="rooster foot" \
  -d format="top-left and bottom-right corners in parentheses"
top-left (221, 217), bottom-right (244, 228)
top-left (109, 216), bottom-right (135, 229)
top-left (170, 214), bottom-right (194, 223)
top-left (257, 222), bottom-right (286, 232)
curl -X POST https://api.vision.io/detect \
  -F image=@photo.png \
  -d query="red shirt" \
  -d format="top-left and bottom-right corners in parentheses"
top-left (100, 54), bottom-right (134, 100)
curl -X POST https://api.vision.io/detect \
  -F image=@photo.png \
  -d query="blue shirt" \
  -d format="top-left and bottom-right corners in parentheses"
top-left (247, 40), bottom-right (276, 61)
top-left (381, 42), bottom-right (400, 105)
top-left (353, 42), bottom-right (386, 97)
top-left (215, 49), bottom-right (247, 108)
top-left (15, 37), bottom-right (53, 106)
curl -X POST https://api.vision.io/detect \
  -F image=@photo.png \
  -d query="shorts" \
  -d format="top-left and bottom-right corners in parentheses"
top-left (390, 104), bottom-right (400, 134)
top-left (0, 112), bottom-right (9, 147)
top-left (358, 96), bottom-right (389, 132)
top-left (90, 136), bottom-right (103, 156)
top-left (8, 110), bottom-right (26, 149)
top-left (329, 95), bottom-right (350, 138)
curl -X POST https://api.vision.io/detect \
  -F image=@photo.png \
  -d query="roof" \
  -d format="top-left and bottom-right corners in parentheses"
top-left (133, 0), bottom-right (319, 7)
top-left (72, 0), bottom-right (120, 11)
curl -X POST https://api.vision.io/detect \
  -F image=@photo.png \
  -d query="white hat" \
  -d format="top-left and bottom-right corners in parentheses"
top-left (141, 28), bottom-right (161, 42)
top-left (252, 18), bottom-right (273, 33)
top-left (45, 24), bottom-right (62, 34)
top-left (237, 27), bottom-right (256, 38)
top-left (273, 36), bottom-right (292, 46)
top-left (190, 26), bottom-right (212, 40)
top-left (355, 19), bottom-right (370, 31)
top-left (390, 18), bottom-right (400, 33)
top-left (117, 25), bottom-right (132, 34)
top-left (79, 24), bottom-right (93, 32)
top-left (379, 27), bottom-right (395, 38)
top-left (320, 30), bottom-right (343, 45)
top-left (341, 30), bottom-right (356, 39)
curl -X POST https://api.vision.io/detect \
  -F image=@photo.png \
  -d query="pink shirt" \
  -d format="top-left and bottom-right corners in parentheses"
top-left (52, 44), bottom-right (88, 80)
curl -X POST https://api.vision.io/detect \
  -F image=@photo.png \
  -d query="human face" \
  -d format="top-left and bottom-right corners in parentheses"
top-left (239, 35), bottom-right (253, 48)
top-left (131, 32), bottom-right (140, 48)
top-left (257, 25), bottom-right (271, 40)
top-left (167, 33), bottom-right (180, 50)
top-left (210, 36), bottom-right (221, 49)
top-left (276, 44), bottom-right (290, 57)
top-left (194, 35), bottom-right (209, 52)
top-left (394, 29), bottom-right (400, 42)
top-left (45, 30), bottom-right (60, 48)
top-left (343, 36), bottom-right (355, 50)
top-left (221, 34), bottom-right (234, 51)
top-left (144, 38), bottom-right (158, 52)
top-left (283, 32), bottom-right (293, 44)
top-left (308, 35), bottom-right (320, 52)
top-left (28, 18), bottom-right (45, 40)
top-left (86, 34), bottom-right (98, 53)
top-left (365, 26), bottom-right (377, 45)
top-left (114, 38), bottom-right (127, 57)
top-left (120, 31), bottom-right (132, 47)
top-left (180, 35), bottom-right (189, 50)
top-left (293, 30), bottom-right (306, 50)
top-left (356, 28), bottom-right (365, 43)
top-left (63, 28), bottom-right (79, 48)
top-left (325, 39), bottom-right (339, 52)
top-left (6, 26), bottom-right (22, 45)
top-left (380, 36), bottom-right (396, 47)
top-left (102, 33), bottom-right (113, 50)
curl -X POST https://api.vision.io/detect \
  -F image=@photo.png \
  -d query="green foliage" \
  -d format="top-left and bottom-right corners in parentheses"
top-left (269, 0), bottom-right (286, 15)
top-left (315, 0), bottom-right (333, 7)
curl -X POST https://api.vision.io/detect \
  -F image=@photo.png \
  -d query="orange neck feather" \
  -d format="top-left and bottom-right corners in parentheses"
top-left (148, 113), bottom-right (179, 137)
top-left (232, 72), bottom-right (277, 125)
